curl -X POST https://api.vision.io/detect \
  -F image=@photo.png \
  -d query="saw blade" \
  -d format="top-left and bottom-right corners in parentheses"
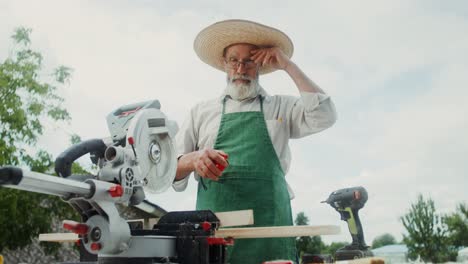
top-left (126, 108), bottom-right (177, 194)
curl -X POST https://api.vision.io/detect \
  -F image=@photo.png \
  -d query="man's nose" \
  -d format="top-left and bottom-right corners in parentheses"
top-left (236, 63), bottom-right (247, 74)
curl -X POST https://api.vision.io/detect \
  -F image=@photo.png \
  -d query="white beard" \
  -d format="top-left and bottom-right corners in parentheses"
top-left (225, 74), bottom-right (260, 101)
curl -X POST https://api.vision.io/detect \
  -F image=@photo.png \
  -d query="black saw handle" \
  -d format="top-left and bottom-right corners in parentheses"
top-left (0, 166), bottom-right (23, 185)
top-left (55, 139), bottom-right (107, 178)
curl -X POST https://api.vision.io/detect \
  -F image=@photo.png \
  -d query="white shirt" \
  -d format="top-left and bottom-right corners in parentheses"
top-left (173, 87), bottom-right (337, 199)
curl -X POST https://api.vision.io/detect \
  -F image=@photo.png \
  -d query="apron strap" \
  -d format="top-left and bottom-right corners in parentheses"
top-left (222, 97), bottom-right (228, 114)
top-left (259, 95), bottom-right (264, 113)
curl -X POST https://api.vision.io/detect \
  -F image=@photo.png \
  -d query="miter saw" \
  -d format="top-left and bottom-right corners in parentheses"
top-left (0, 100), bottom-right (231, 264)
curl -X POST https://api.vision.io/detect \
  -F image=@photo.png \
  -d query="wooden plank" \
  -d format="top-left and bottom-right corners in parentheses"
top-left (336, 257), bottom-right (385, 264)
top-left (39, 233), bottom-right (78, 242)
top-left (215, 209), bottom-right (254, 227)
top-left (215, 225), bottom-right (340, 239)
top-left (39, 225), bottom-right (339, 243)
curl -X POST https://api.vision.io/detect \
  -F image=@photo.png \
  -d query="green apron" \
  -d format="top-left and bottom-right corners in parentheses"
top-left (196, 97), bottom-right (297, 264)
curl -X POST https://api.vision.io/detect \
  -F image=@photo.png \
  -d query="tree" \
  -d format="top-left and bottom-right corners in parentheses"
top-left (401, 195), bottom-right (457, 262)
top-left (294, 212), bottom-right (351, 259)
top-left (0, 27), bottom-right (77, 254)
top-left (295, 212), bottom-right (311, 255)
top-left (371, 233), bottom-right (397, 249)
top-left (323, 241), bottom-right (348, 256)
top-left (0, 27), bottom-right (71, 165)
top-left (444, 203), bottom-right (468, 248)
top-left (294, 212), bottom-right (325, 256)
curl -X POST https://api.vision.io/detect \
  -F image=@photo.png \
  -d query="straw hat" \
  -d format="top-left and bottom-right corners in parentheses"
top-left (194, 19), bottom-right (294, 75)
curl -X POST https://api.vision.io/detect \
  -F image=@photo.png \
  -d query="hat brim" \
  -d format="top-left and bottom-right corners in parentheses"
top-left (194, 19), bottom-right (294, 75)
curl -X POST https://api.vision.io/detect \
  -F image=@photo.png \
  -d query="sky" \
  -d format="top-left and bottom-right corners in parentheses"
top-left (1, 0), bottom-right (467, 245)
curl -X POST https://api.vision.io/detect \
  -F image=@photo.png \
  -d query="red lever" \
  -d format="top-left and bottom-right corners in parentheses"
top-left (207, 237), bottom-right (234, 246)
top-left (127, 137), bottom-right (138, 158)
top-left (119, 106), bottom-right (141, 117)
top-left (108, 185), bottom-right (124, 197)
top-left (63, 220), bottom-right (89, 235)
top-left (90, 242), bottom-right (102, 251)
top-left (202, 221), bottom-right (212, 231)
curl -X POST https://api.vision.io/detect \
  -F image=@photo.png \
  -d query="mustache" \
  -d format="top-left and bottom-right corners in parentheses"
top-left (229, 74), bottom-right (254, 82)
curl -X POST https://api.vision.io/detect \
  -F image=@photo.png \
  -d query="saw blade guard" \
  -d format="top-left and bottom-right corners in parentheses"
top-left (126, 108), bottom-right (178, 194)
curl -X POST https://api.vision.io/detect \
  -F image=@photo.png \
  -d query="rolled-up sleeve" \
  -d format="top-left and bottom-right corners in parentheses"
top-left (289, 92), bottom-right (337, 139)
top-left (172, 108), bottom-right (198, 192)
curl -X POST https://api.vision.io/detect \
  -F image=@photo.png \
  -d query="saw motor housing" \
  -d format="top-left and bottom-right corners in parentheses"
top-left (100, 99), bottom-right (178, 195)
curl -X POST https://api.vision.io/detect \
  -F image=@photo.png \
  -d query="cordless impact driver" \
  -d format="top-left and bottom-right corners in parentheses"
top-left (322, 186), bottom-right (374, 261)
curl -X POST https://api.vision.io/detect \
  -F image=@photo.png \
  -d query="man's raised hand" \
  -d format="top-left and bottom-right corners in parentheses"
top-left (250, 47), bottom-right (291, 70)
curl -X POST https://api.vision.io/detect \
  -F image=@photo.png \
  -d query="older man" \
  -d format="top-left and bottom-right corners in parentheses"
top-left (173, 20), bottom-right (337, 263)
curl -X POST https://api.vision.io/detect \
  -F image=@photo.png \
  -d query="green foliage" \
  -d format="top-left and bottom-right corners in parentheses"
top-left (295, 212), bottom-right (309, 226)
top-left (70, 134), bottom-right (82, 145)
top-left (0, 26), bottom-right (71, 166)
top-left (54, 66), bottom-right (73, 84)
top-left (11, 27), bottom-right (32, 45)
top-left (371, 233), bottom-right (397, 249)
top-left (0, 27), bottom-right (78, 254)
top-left (323, 241), bottom-right (348, 256)
top-left (444, 203), bottom-right (468, 248)
top-left (401, 195), bottom-right (457, 262)
top-left (294, 212), bottom-right (326, 256)
top-left (306, 236), bottom-right (326, 255)
top-left (0, 152), bottom-right (79, 254)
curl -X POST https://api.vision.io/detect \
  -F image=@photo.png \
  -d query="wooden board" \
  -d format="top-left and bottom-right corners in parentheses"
top-left (336, 257), bottom-right (385, 264)
top-left (216, 209), bottom-right (254, 227)
top-left (215, 225), bottom-right (340, 239)
top-left (39, 225), bottom-right (340, 243)
top-left (39, 233), bottom-right (78, 242)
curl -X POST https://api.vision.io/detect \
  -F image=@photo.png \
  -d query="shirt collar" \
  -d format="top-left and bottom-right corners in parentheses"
top-left (219, 86), bottom-right (269, 102)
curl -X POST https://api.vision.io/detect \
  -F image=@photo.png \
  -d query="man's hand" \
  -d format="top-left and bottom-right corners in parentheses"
top-left (194, 148), bottom-right (229, 181)
top-left (250, 47), bottom-right (291, 70)
top-left (251, 47), bottom-right (325, 94)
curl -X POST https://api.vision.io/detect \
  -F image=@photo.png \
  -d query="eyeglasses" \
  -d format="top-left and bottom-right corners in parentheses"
top-left (225, 57), bottom-right (258, 69)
